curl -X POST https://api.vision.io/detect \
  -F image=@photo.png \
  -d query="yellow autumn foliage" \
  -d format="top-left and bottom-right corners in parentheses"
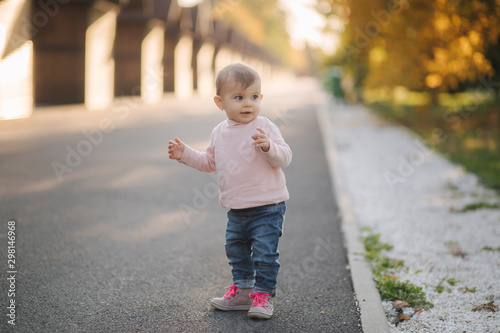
top-left (326, 0), bottom-right (500, 95)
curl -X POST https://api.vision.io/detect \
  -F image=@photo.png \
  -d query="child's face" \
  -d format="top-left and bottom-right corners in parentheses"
top-left (214, 79), bottom-right (263, 124)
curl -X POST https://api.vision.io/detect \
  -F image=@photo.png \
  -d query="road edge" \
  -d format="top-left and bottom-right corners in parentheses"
top-left (315, 96), bottom-right (390, 333)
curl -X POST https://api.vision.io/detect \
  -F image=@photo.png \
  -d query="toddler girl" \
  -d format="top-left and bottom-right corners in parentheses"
top-left (168, 63), bottom-right (291, 319)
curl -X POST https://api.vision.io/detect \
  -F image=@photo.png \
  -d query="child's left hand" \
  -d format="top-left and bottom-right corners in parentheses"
top-left (252, 127), bottom-right (270, 152)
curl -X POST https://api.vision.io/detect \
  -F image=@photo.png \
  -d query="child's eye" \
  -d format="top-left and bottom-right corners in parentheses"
top-left (235, 96), bottom-right (243, 100)
top-left (251, 95), bottom-right (259, 100)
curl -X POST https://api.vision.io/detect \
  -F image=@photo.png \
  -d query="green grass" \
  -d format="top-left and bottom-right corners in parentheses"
top-left (482, 245), bottom-right (500, 252)
top-left (377, 276), bottom-right (431, 307)
top-left (367, 98), bottom-right (500, 191)
top-left (435, 277), bottom-right (459, 293)
top-left (456, 202), bottom-right (500, 212)
top-left (363, 233), bottom-right (393, 257)
top-left (361, 229), bottom-right (433, 309)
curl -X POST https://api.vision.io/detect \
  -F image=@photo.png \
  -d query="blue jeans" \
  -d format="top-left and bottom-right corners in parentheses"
top-left (225, 201), bottom-right (286, 297)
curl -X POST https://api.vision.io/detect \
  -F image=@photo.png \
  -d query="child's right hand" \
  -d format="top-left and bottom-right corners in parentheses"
top-left (168, 137), bottom-right (185, 160)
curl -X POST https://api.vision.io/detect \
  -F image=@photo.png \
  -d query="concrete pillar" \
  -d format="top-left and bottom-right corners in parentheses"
top-left (114, 16), bottom-right (142, 97)
top-left (190, 2), bottom-right (214, 98)
top-left (33, 2), bottom-right (86, 106)
top-left (115, 2), bottom-right (165, 104)
top-left (85, 2), bottom-right (119, 111)
top-left (214, 46), bottom-right (232, 76)
top-left (33, 1), bottom-right (119, 110)
top-left (261, 62), bottom-right (273, 89)
top-left (252, 59), bottom-right (265, 79)
top-left (230, 51), bottom-right (242, 63)
top-left (0, 0), bottom-right (33, 120)
top-left (141, 20), bottom-right (165, 104)
top-left (196, 42), bottom-right (215, 98)
top-left (163, 32), bottom-right (177, 93)
top-left (247, 58), bottom-right (261, 74)
top-left (174, 34), bottom-right (193, 100)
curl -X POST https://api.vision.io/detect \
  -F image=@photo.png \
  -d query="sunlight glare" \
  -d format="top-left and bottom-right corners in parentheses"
top-left (177, 0), bottom-right (203, 8)
top-left (0, 41), bottom-right (33, 120)
top-left (279, 0), bottom-right (340, 55)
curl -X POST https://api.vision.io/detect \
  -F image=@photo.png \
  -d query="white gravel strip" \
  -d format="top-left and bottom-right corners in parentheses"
top-left (327, 102), bottom-right (500, 333)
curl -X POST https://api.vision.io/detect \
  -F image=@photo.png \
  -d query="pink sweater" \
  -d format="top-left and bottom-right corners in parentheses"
top-left (179, 116), bottom-right (292, 209)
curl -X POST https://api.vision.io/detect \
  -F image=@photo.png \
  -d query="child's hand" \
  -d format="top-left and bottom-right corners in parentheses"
top-left (252, 128), bottom-right (270, 152)
top-left (168, 137), bottom-right (185, 160)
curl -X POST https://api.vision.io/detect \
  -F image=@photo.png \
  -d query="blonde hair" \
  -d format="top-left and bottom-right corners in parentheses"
top-left (215, 63), bottom-right (261, 96)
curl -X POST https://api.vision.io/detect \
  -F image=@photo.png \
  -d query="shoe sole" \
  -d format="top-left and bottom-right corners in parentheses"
top-left (247, 311), bottom-right (272, 319)
top-left (210, 301), bottom-right (252, 311)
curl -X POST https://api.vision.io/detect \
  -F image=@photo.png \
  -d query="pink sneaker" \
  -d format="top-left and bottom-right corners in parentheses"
top-left (248, 291), bottom-right (274, 319)
top-left (210, 285), bottom-right (253, 311)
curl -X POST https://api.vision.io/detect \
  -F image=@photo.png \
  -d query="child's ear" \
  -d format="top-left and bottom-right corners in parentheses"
top-left (214, 96), bottom-right (223, 111)
top-left (260, 94), bottom-right (263, 100)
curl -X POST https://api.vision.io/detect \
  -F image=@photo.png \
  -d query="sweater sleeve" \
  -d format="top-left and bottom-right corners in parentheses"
top-left (262, 121), bottom-right (292, 168)
top-left (178, 132), bottom-right (216, 173)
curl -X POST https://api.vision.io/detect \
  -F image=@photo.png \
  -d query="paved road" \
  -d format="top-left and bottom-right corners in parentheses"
top-left (0, 87), bottom-right (362, 332)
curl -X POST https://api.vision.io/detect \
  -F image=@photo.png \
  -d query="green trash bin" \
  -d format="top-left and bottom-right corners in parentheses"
top-left (328, 67), bottom-right (344, 99)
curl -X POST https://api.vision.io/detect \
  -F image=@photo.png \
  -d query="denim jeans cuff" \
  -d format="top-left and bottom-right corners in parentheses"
top-left (253, 287), bottom-right (276, 297)
top-left (233, 279), bottom-right (255, 289)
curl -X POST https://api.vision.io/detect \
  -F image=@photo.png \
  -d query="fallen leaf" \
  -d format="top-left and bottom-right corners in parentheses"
top-left (393, 314), bottom-right (410, 326)
top-left (472, 301), bottom-right (499, 313)
top-left (447, 244), bottom-right (467, 259)
top-left (393, 300), bottom-right (411, 309)
top-left (413, 307), bottom-right (423, 314)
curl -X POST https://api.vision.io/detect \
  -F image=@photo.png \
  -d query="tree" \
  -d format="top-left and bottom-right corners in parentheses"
top-left (325, 0), bottom-right (500, 101)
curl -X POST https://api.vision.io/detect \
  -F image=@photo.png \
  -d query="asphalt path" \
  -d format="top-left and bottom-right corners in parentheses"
top-left (0, 86), bottom-right (362, 332)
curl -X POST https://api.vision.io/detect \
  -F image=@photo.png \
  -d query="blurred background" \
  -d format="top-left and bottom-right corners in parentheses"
top-left (1, 0), bottom-right (499, 189)
top-left (320, 0), bottom-right (500, 192)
